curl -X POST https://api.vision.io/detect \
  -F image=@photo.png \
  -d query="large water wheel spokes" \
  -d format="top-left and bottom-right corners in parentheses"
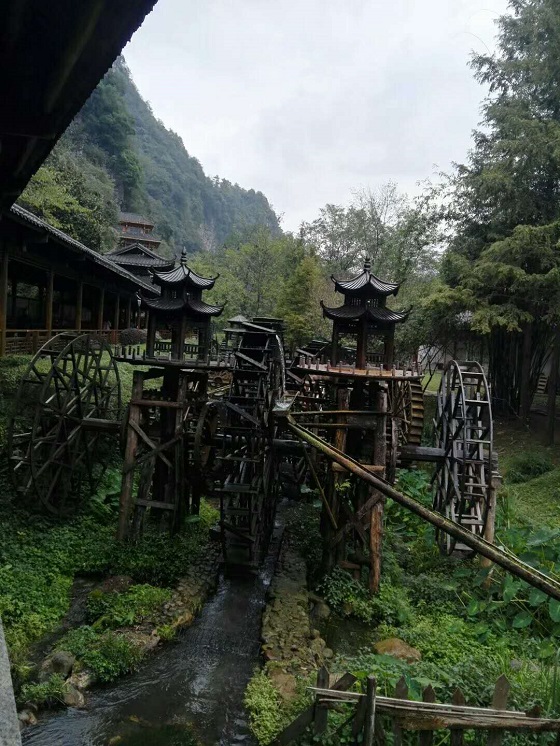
top-left (8, 333), bottom-right (121, 515)
top-left (432, 360), bottom-right (493, 555)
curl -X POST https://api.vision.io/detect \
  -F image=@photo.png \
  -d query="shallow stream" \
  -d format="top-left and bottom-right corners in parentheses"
top-left (23, 521), bottom-right (283, 746)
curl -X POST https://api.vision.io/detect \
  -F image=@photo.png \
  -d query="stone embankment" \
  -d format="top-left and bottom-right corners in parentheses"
top-left (259, 538), bottom-right (332, 704)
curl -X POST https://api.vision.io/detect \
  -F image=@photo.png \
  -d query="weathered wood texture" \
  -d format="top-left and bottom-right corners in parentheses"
top-left (276, 673), bottom-right (560, 746)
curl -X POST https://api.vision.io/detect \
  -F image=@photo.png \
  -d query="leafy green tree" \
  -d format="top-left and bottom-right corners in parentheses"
top-left (433, 0), bottom-right (560, 416)
top-left (276, 250), bottom-right (323, 353)
top-left (18, 146), bottom-right (118, 252)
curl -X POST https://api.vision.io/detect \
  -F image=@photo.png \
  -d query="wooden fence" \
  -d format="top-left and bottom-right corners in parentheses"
top-left (273, 668), bottom-right (560, 745)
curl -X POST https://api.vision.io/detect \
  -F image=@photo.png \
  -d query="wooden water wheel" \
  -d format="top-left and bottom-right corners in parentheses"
top-left (198, 323), bottom-right (285, 571)
top-left (8, 332), bottom-right (121, 515)
top-left (387, 378), bottom-right (425, 447)
top-left (432, 360), bottom-right (494, 554)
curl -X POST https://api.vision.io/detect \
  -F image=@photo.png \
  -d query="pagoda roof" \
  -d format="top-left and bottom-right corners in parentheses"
top-left (151, 249), bottom-right (218, 288)
top-left (107, 244), bottom-right (174, 269)
top-left (119, 212), bottom-right (154, 227)
top-left (141, 295), bottom-right (224, 317)
top-left (321, 302), bottom-right (410, 324)
top-left (228, 314), bottom-right (249, 324)
top-left (332, 259), bottom-right (400, 296)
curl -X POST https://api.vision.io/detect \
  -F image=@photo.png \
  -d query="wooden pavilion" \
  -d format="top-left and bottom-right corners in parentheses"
top-left (0, 205), bottom-right (157, 356)
top-left (141, 248), bottom-right (224, 361)
top-left (321, 259), bottom-right (409, 368)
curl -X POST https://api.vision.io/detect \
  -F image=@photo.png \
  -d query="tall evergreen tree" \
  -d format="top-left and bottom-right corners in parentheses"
top-left (437, 0), bottom-right (560, 416)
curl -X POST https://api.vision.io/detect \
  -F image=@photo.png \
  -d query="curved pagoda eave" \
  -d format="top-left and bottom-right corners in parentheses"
top-left (331, 259), bottom-right (400, 297)
top-left (320, 301), bottom-right (410, 324)
top-left (151, 263), bottom-right (219, 289)
top-left (141, 295), bottom-right (224, 318)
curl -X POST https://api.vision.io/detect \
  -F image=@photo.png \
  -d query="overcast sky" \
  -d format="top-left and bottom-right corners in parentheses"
top-left (124, 0), bottom-right (509, 231)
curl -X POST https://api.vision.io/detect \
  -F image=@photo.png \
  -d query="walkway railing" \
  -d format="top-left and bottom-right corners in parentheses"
top-left (1, 329), bottom-right (116, 355)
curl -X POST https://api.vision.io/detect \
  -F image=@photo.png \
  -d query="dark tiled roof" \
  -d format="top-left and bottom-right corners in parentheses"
top-left (142, 295), bottom-right (223, 317)
top-left (111, 254), bottom-right (174, 269)
top-left (119, 212), bottom-right (154, 227)
top-left (9, 204), bottom-right (156, 294)
top-left (107, 242), bottom-right (166, 261)
top-left (332, 259), bottom-right (400, 296)
top-left (152, 261), bottom-right (217, 289)
top-left (321, 301), bottom-right (410, 324)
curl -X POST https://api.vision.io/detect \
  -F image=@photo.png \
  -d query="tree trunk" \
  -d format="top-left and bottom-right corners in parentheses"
top-left (519, 322), bottom-right (533, 421)
top-left (546, 328), bottom-right (560, 446)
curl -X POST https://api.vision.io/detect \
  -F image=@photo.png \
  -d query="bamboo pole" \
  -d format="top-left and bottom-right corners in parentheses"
top-left (287, 420), bottom-right (560, 601)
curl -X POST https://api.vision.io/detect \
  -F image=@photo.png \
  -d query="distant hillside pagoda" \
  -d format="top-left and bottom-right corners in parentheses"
top-left (141, 248), bottom-right (224, 361)
top-left (321, 259), bottom-right (409, 368)
top-left (118, 212), bottom-right (162, 252)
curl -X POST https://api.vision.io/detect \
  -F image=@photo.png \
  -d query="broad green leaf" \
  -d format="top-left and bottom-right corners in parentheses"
top-left (528, 588), bottom-right (548, 607)
top-left (512, 610), bottom-right (533, 628)
top-left (549, 598), bottom-right (560, 622)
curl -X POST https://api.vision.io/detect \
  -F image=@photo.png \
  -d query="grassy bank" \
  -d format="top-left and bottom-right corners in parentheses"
top-left (246, 412), bottom-right (560, 744)
top-left (0, 354), bottom-right (218, 697)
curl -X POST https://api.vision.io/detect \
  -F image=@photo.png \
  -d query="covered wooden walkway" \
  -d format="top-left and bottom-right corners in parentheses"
top-left (0, 204), bottom-right (156, 356)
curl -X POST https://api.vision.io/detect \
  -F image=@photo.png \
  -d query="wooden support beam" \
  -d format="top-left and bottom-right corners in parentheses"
top-left (114, 294), bottom-right (120, 332)
top-left (287, 420), bottom-right (560, 601)
top-left (364, 676), bottom-right (377, 746)
top-left (45, 270), bottom-right (53, 335)
top-left (75, 280), bottom-right (83, 331)
top-left (97, 287), bottom-right (104, 330)
top-left (117, 372), bottom-right (143, 541)
top-left (125, 296), bottom-right (132, 328)
top-left (0, 247), bottom-right (8, 356)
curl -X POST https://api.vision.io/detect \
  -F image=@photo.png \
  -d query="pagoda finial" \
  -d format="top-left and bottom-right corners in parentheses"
top-left (181, 246), bottom-right (188, 266)
top-left (364, 257), bottom-right (371, 272)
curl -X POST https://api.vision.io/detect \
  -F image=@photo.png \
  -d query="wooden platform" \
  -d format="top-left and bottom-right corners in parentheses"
top-left (291, 362), bottom-right (422, 382)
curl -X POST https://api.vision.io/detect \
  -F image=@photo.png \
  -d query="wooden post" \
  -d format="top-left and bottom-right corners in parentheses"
top-left (125, 296), bottom-right (132, 329)
top-left (0, 247), bottom-right (8, 357)
top-left (370, 385), bottom-right (387, 593)
top-left (331, 326), bottom-right (339, 366)
top-left (481, 456), bottom-right (502, 567)
top-left (392, 676), bottom-right (408, 746)
top-left (45, 270), bottom-right (54, 335)
top-left (10, 277), bottom-right (17, 320)
top-left (117, 371), bottom-right (143, 541)
top-left (487, 675), bottom-right (510, 746)
top-left (546, 328), bottom-right (560, 445)
top-left (419, 685), bottom-right (436, 746)
top-left (75, 281), bottom-right (83, 331)
top-left (113, 294), bottom-right (120, 332)
top-left (363, 675), bottom-right (377, 746)
top-left (356, 318), bottom-right (368, 369)
top-left (450, 688), bottom-right (466, 745)
top-left (384, 327), bottom-right (395, 368)
top-left (314, 666), bottom-right (329, 736)
top-left (97, 287), bottom-right (105, 331)
top-left (326, 385), bottom-right (350, 571)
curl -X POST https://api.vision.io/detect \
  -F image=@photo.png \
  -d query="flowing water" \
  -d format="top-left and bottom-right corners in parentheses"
top-left (23, 521), bottom-right (283, 746)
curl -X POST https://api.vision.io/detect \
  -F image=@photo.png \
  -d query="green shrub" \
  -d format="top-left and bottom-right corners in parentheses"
top-left (507, 452), bottom-right (554, 484)
top-left (87, 583), bottom-right (171, 628)
top-left (244, 670), bottom-right (283, 745)
top-left (58, 625), bottom-right (143, 682)
top-left (318, 567), bottom-right (412, 625)
top-left (18, 674), bottom-right (66, 707)
top-left (156, 623), bottom-right (176, 642)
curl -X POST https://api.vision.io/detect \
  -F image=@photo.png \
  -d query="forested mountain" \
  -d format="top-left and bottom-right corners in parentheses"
top-left (18, 58), bottom-right (279, 255)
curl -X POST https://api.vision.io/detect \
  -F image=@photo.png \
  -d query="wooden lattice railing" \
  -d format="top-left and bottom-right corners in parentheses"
top-left (1, 329), bottom-right (116, 355)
